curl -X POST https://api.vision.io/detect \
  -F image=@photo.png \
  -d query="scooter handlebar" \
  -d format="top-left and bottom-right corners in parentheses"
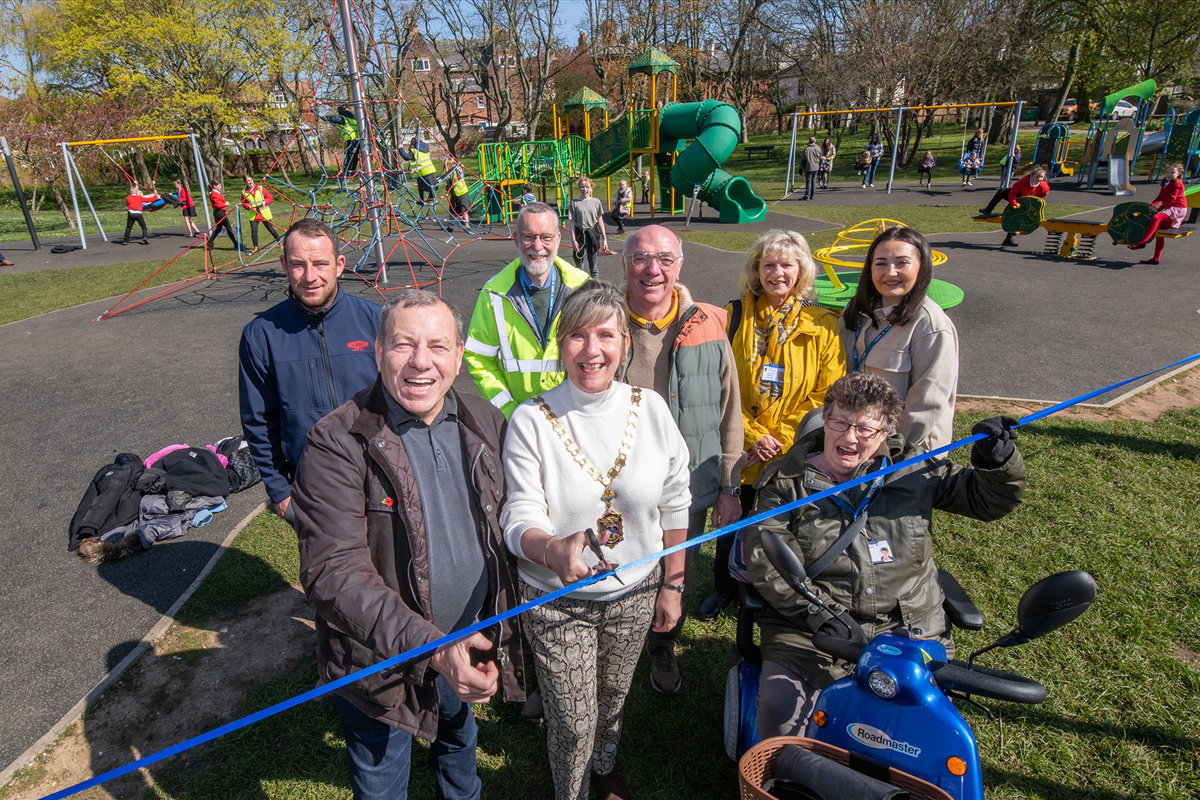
top-left (930, 659), bottom-right (1048, 704)
top-left (811, 631), bottom-right (868, 663)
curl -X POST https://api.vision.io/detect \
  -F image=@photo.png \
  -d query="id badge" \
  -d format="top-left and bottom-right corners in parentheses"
top-left (868, 538), bottom-right (894, 564)
top-left (761, 362), bottom-right (784, 384)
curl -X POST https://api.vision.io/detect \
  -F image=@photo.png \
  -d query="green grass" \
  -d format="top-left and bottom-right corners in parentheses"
top-left (125, 405), bottom-right (1200, 799)
top-left (0, 251), bottom-right (222, 326)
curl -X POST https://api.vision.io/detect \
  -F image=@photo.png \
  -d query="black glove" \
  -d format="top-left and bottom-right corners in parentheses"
top-left (817, 611), bottom-right (869, 646)
top-left (971, 415), bottom-right (1019, 468)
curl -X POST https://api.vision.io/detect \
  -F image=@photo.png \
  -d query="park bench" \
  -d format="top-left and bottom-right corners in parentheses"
top-left (745, 145), bottom-right (776, 160)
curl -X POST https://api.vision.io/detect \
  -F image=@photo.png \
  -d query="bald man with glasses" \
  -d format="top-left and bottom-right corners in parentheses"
top-left (618, 224), bottom-right (744, 695)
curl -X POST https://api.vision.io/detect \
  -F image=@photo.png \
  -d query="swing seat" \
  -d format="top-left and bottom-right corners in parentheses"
top-left (958, 155), bottom-right (982, 175)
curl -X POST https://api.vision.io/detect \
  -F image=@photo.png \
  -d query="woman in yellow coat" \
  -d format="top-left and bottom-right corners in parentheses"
top-left (697, 229), bottom-right (847, 620)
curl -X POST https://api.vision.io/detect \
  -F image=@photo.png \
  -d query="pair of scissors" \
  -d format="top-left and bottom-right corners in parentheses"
top-left (585, 528), bottom-right (624, 585)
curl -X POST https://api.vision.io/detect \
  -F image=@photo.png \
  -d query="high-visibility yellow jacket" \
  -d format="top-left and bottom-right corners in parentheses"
top-left (414, 145), bottom-right (436, 176)
top-left (450, 175), bottom-right (469, 197)
top-left (465, 256), bottom-right (590, 416)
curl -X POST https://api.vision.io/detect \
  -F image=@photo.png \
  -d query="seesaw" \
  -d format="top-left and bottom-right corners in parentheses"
top-left (973, 196), bottom-right (1192, 259)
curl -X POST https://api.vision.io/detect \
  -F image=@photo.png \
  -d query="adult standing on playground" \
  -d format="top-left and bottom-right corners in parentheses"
top-left (206, 181), bottom-right (244, 251)
top-left (819, 138), bottom-right (836, 189)
top-left (863, 135), bottom-right (884, 188)
top-left (175, 179), bottom-right (200, 236)
top-left (501, 281), bottom-right (691, 800)
top-left (568, 177), bottom-right (608, 279)
top-left (697, 230), bottom-right (846, 622)
top-left (802, 137), bottom-right (823, 201)
top-left (617, 224), bottom-right (744, 694)
top-left (321, 105), bottom-right (361, 175)
top-left (240, 175), bottom-right (282, 253)
top-left (239, 218), bottom-right (382, 524)
top-left (292, 289), bottom-right (525, 800)
top-left (464, 202), bottom-right (590, 417)
top-left (1129, 163), bottom-right (1188, 265)
top-left (609, 178), bottom-right (633, 234)
top-left (978, 166), bottom-right (1049, 247)
top-left (398, 135), bottom-right (438, 207)
top-left (839, 226), bottom-right (959, 451)
top-left (742, 372), bottom-right (1025, 739)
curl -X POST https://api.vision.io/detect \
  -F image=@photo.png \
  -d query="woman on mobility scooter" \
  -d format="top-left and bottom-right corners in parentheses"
top-left (741, 372), bottom-right (1026, 741)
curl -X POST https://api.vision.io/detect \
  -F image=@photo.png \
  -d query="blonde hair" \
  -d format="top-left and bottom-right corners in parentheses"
top-left (578, 177), bottom-right (594, 191)
top-left (555, 280), bottom-right (629, 355)
top-left (739, 230), bottom-right (818, 301)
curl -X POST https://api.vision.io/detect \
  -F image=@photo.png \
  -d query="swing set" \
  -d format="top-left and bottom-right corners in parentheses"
top-left (782, 101), bottom-right (1023, 194)
top-left (60, 133), bottom-right (212, 249)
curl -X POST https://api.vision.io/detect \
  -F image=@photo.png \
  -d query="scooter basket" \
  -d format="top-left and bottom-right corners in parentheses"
top-left (738, 736), bottom-right (953, 800)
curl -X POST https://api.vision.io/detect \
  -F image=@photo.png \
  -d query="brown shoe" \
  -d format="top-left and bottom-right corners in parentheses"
top-left (592, 770), bottom-right (632, 800)
top-left (0, 260), bottom-right (12, 266)
top-left (646, 639), bottom-right (682, 694)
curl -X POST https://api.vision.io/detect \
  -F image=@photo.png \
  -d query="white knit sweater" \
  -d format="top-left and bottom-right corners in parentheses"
top-left (501, 379), bottom-right (692, 601)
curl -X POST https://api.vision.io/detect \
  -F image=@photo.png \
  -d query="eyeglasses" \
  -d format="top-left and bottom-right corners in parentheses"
top-left (519, 233), bottom-right (559, 246)
top-left (826, 417), bottom-right (886, 438)
top-left (627, 252), bottom-right (679, 268)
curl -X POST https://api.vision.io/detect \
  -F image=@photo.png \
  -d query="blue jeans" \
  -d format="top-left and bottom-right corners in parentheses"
top-left (335, 677), bottom-right (481, 800)
top-left (862, 159), bottom-right (880, 186)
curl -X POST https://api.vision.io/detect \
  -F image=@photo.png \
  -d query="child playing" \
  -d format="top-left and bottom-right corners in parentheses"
top-left (175, 179), bottom-right (200, 236)
top-left (206, 181), bottom-right (243, 250)
top-left (609, 178), bottom-right (633, 234)
top-left (122, 184), bottom-right (159, 245)
top-left (918, 151), bottom-right (936, 187)
top-left (960, 153), bottom-right (982, 186)
top-left (1128, 162), bottom-right (1188, 265)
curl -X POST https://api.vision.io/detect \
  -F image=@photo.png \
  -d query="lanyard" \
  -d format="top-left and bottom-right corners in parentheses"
top-left (828, 456), bottom-right (889, 521)
top-left (852, 322), bottom-right (892, 373)
top-left (520, 265), bottom-right (557, 343)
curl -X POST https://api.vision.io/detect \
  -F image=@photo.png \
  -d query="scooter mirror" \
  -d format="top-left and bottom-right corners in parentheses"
top-left (1015, 570), bottom-right (1096, 641)
top-left (760, 530), bottom-right (809, 596)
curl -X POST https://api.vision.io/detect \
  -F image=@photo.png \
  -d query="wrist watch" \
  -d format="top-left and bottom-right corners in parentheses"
top-left (721, 486), bottom-right (742, 498)
top-left (661, 582), bottom-right (685, 593)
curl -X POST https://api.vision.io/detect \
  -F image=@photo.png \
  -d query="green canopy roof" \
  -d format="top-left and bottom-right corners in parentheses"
top-left (1101, 79), bottom-right (1156, 118)
top-left (563, 87), bottom-right (609, 111)
top-left (628, 47), bottom-right (678, 76)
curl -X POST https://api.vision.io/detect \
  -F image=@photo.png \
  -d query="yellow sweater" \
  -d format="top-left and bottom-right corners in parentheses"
top-left (728, 293), bottom-right (847, 484)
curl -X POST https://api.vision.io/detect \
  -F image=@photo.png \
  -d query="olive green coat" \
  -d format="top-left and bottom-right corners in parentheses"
top-left (743, 426), bottom-right (1025, 687)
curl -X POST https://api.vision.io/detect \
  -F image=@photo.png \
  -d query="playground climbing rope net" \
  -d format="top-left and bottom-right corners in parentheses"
top-left (96, 0), bottom-right (515, 321)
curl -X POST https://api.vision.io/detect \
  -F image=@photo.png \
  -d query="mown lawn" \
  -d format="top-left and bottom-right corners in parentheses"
top-left (132, 407), bottom-right (1200, 800)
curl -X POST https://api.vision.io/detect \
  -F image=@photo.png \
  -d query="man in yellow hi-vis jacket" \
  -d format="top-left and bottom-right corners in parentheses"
top-left (465, 202), bottom-right (590, 416)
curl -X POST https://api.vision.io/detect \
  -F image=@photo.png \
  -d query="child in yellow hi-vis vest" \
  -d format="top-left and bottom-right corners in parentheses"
top-left (442, 159), bottom-right (472, 225)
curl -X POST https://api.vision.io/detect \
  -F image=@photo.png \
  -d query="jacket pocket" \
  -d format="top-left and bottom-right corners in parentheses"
top-left (865, 346), bottom-right (911, 376)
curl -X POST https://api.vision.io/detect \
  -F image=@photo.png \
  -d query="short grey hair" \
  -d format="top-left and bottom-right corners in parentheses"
top-left (555, 280), bottom-right (629, 355)
top-left (377, 289), bottom-right (464, 346)
top-left (516, 202), bottom-right (558, 232)
top-left (622, 224), bottom-right (683, 258)
top-left (823, 372), bottom-right (902, 430)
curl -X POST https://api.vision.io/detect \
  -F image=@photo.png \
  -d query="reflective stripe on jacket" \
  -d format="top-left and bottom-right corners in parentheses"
top-left (414, 146), bottom-right (436, 176)
top-left (464, 256), bottom-right (590, 417)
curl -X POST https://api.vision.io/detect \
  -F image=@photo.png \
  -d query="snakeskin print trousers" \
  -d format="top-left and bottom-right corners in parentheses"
top-left (519, 566), bottom-right (660, 800)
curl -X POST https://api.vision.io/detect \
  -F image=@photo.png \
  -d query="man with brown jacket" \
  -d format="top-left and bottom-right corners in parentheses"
top-left (292, 289), bottom-right (525, 800)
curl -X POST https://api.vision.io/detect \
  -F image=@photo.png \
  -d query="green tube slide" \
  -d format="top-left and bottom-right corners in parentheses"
top-left (658, 100), bottom-right (767, 224)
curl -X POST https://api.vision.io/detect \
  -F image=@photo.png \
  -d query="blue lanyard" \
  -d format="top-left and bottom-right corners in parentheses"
top-left (520, 266), bottom-right (557, 343)
top-left (828, 456), bottom-right (889, 520)
top-left (852, 323), bottom-right (892, 373)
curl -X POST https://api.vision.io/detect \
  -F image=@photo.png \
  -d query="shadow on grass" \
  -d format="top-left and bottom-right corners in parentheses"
top-left (1030, 422), bottom-right (1200, 462)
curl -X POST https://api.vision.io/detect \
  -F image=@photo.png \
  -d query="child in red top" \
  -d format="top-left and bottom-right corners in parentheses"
top-left (205, 181), bottom-right (243, 251)
top-left (976, 166), bottom-right (1050, 247)
top-left (175, 179), bottom-right (200, 236)
top-left (1130, 162), bottom-right (1188, 264)
top-left (122, 185), bottom-right (159, 245)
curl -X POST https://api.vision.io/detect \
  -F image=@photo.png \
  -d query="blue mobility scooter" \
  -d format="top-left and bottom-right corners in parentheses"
top-left (726, 530), bottom-right (1096, 800)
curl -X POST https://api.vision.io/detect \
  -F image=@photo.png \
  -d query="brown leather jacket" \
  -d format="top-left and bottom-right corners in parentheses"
top-left (293, 379), bottom-right (525, 740)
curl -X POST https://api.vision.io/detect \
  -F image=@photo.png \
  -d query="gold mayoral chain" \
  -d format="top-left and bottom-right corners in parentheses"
top-left (533, 387), bottom-right (642, 548)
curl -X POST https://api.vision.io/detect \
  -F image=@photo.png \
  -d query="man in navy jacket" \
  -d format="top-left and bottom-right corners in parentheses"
top-left (239, 218), bottom-right (383, 521)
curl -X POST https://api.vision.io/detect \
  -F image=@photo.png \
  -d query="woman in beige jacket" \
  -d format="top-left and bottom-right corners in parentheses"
top-left (839, 226), bottom-right (958, 450)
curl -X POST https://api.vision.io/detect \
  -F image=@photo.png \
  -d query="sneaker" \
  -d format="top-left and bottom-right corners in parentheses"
top-left (1139, 258), bottom-right (1161, 265)
top-left (697, 591), bottom-right (734, 621)
top-left (647, 639), bottom-right (682, 694)
top-left (1001, 236), bottom-right (1016, 248)
top-left (869, 183), bottom-right (875, 188)
top-left (979, 208), bottom-right (993, 216)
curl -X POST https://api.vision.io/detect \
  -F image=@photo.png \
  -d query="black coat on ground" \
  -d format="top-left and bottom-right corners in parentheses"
top-left (68, 453), bottom-right (144, 551)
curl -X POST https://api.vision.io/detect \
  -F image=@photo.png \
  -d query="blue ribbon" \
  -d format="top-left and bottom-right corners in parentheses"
top-left (38, 351), bottom-right (1200, 800)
